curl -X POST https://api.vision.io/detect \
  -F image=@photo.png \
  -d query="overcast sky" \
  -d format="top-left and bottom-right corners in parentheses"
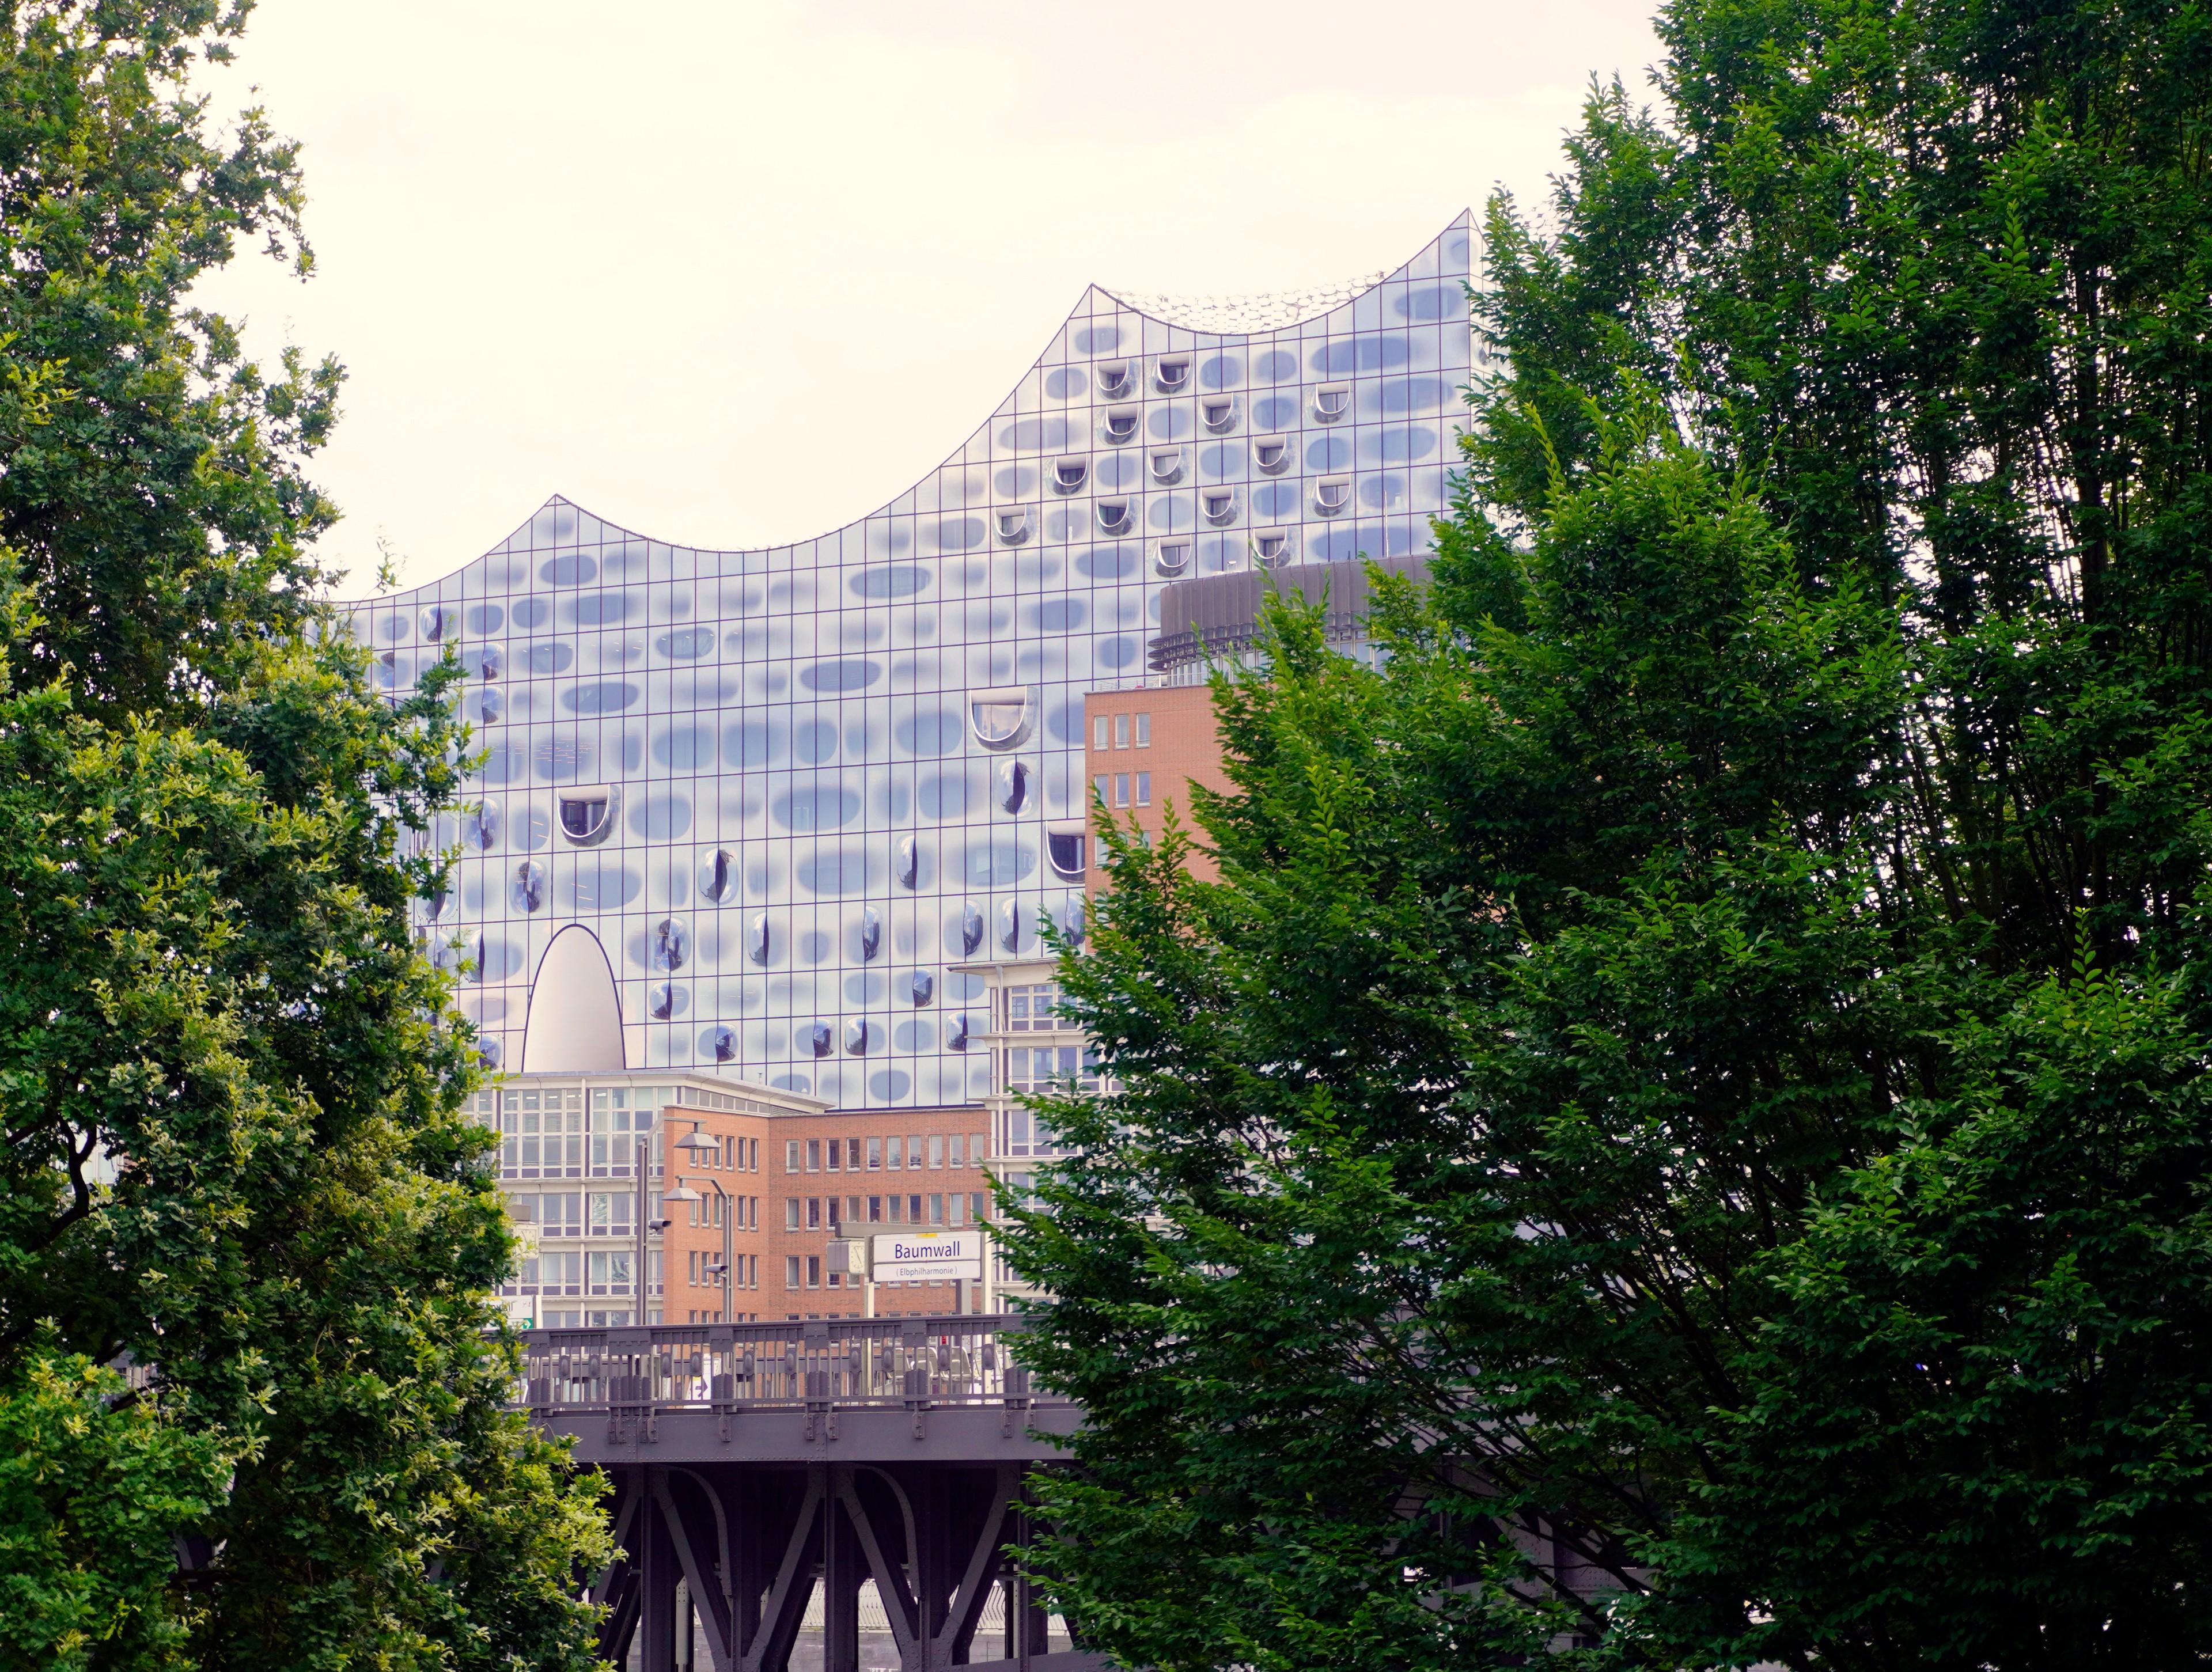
top-left (196, 1), bottom-right (1665, 597)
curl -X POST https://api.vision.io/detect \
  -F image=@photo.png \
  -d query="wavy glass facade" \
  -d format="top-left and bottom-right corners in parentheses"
top-left (354, 215), bottom-right (1475, 1113)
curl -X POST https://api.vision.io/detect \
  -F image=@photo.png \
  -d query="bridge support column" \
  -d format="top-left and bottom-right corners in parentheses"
top-left (641, 1467), bottom-right (680, 1671)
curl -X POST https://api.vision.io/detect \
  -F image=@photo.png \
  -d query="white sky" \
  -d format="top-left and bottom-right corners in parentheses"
top-left (196, 1), bottom-right (1664, 597)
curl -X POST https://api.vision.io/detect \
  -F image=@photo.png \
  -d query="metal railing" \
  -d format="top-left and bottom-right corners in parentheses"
top-left (516, 1313), bottom-right (1056, 1415)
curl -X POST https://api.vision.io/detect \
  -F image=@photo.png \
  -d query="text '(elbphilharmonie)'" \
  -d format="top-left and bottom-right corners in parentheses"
top-left (354, 214), bottom-right (1475, 1124)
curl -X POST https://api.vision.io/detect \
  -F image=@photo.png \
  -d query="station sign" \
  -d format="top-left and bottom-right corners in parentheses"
top-left (870, 1229), bottom-right (984, 1282)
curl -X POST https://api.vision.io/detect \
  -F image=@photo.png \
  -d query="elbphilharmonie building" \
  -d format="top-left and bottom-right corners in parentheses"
top-left (354, 214), bottom-right (1475, 1123)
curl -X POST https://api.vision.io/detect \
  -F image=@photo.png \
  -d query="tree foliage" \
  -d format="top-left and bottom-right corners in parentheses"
top-left (999, 1), bottom-right (2212, 1667)
top-left (0, 5), bottom-right (610, 1667)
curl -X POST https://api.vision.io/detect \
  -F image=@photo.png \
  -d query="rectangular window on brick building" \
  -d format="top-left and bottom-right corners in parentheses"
top-left (1136, 712), bottom-right (1151, 746)
top-left (785, 1256), bottom-right (800, 1288)
top-left (785, 1199), bottom-right (800, 1230)
top-left (806, 1139), bottom-right (820, 1171)
top-left (887, 1136), bottom-right (903, 1170)
top-left (785, 1140), bottom-right (801, 1172)
top-left (867, 1136), bottom-right (881, 1170)
top-left (807, 1198), bottom-right (821, 1230)
top-left (1113, 773), bottom-right (1128, 807)
top-left (1113, 712), bottom-right (1129, 748)
top-left (807, 1257), bottom-right (820, 1288)
top-left (1093, 714), bottom-right (1109, 750)
top-left (869, 1195), bottom-right (882, 1222)
top-left (1093, 772), bottom-right (1108, 806)
top-left (929, 1135), bottom-right (943, 1168)
top-left (1136, 772), bottom-right (1152, 806)
top-left (972, 1133), bottom-right (988, 1165)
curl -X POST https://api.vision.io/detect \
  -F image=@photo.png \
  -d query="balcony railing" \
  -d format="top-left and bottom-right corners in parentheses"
top-left (516, 1313), bottom-right (1055, 1414)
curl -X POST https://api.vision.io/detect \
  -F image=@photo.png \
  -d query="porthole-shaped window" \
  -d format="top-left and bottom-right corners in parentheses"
top-left (998, 899), bottom-right (1022, 951)
top-left (373, 651), bottom-right (399, 689)
top-left (844, 1017), bottom-right (872, 1055)
top-left (1315, 477), bottom-right (1353, 516)
top-left (996, 507), bottom-right (1031, 545)
top-left (998, 759), bottom-right (1028, 814)
top-left (466, 802), bottom-right (501, 851)
top-left (701, 848), bottom-right (737, 903)
top-left (1096, 499), bottom-right (1133, 535)
top-left (910, 969), bottom-right (935, 1007)
top-left (649, 981), bottom-right (679, 1021)
top-left (1051, 457), bottom-right (1088, 494)
top-left (1154, 354), bottom-right (1191, 393)
top-left (897, 834), bottom-right (919, 889)
top-left (1202, 488), bottom-right (1239, 527)
top-left (1255, 530), bottom-right (1293, 568)
top-left (1155, 540), bottom-right (1191, 577)
top-left (947, 1012), bottom-right (971, 1051)
top-left (465, 644), bottom-right (502, 680)
top-left (859, 906), bottom-right (882, 961)
top-left (1096, 361), bottom-right (1134, 399)
top-left (1060, 897), bottom-right (1086, 947)
top-left (969, 687), bottom-right (1032, 749)
top-left (1313, 384), bottom-right (1351, 423)
top-left (1201, 396), bottom-right (1238, 433)
top-left (512, 859), bottom-right (545, 913)
top-left (1047, 825), bottom-right (1086, 878)
top-left (960, 903), bottom-right (984, 956)
top-left (806, 1020), bottom-right (833, 1057)
top-left (1148, 448), bottom-right (1184, 485)
top-left (653, 917), bottom-right (689, 972)
top-left (478, 1038), bottom-right (503, 1071)
top-left (1103, 406), bottom-right (1140, 445)
top-left (748, 913), bottom-right (772, 965)
top-left (1254, 437), bottom-right (1291, 476)
top-left (420, 604), bottom-right (448, 642)
top-left (474, 687), bottom-right (503, 725)
top-left (704, 1023), bottom-right (736, 1063)
top-left (425, 887), bottom-right (453, 922)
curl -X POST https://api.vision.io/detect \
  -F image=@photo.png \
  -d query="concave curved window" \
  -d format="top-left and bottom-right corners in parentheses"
top-left (1096, 499), bottom-right (1132, 535)
top-left (1313, 384), bottom-right (1351, 422)
top-left (1154, 356), bottom-right (1191, 393)
top-left (1254, 438), bottom-right (1289, 475)
top-left (996, 507), bottom-right (1030, 544)
top-left (1052, 458), bottom-right (1088, 492)
top-left (1255, 532), bottom-right (1290, 567)
top-left (969, 688), bottom-right (1031, 748)
top-left (1096, 362), bottom-right (1133, 399)
top-left (1149, 449), bottom-right (1183, 484)
top-left (1103, 407), bottom-right (1139, 444)
top-left (556, 786), bottom-right (613, 844)
top-left (1047, 827), bottom-right (1086, 878)
top-left (1201, 397), bottom-right (1237, 433)
top-left (1316, 478), bottom-right (1352, 514)
top-left (1203, 489), bottom-right (1238, 526)
top-left (1154, 541), bottom-right (1190, 577)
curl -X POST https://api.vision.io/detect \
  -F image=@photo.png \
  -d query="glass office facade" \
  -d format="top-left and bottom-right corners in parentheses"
top-left (353, 216), bottom-right (1475, 1110)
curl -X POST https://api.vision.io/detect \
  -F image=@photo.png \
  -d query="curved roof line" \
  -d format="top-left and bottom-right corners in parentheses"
top-left (355, 210), bottom-right (1476, 598)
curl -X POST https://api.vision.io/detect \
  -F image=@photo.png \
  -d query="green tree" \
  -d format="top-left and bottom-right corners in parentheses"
top-left (0, 4), bottom-right (611, 1667)
top-left (998, 1), bottom-right (2212, 1667)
